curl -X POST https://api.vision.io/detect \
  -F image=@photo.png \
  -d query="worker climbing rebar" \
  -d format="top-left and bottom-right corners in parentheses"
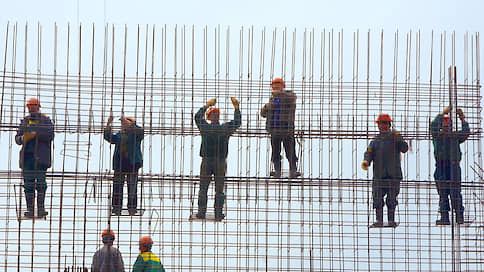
top-left (362, 114), bottom-right (408, 227)
top-left (431, 107), bottom-right (470, 225)
top-left (194, 97), bottom-right (241, 220)
top-left (15, 98), bottom-right (54, 218)
top-left (261, 78), bottom-right (301, 178)
top-left (104, 115), bottom-right (144, 216)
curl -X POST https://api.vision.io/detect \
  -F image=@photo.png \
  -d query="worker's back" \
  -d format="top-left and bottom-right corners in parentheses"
top-left (91, 244), bottom-right (125, 272)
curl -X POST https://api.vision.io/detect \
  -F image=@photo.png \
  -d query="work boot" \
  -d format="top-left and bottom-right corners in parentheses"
top-left (214, 193), bottom-right (225, 220)
top-left (436, 211), bottom-right (450, 225)
top-left (24, 193), bottom-right (35, 218)
top-left (111, 208), bottom-right (121, 216)
top-left (455, 211), bottom-right (464, 224)
top-left (37, 190), bottom-right (48, 218)
top-left (289, 170), bottom-right (302, 179)
top-left (387, 209), bottom-right (397, 227)
top-left (128, 209), bottom-right (137, 216)
top-left (370, 208), bottom-right (384, 227)
top-left (270, 160), bottom-right (282, 178)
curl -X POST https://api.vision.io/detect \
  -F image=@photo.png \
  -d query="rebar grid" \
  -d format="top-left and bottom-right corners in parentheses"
top-left (0, 23), bottom-right (482, 271)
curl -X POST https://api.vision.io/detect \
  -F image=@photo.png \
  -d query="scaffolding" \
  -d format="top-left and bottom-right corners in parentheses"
top-left (0, 23), bottom-right (482, 271)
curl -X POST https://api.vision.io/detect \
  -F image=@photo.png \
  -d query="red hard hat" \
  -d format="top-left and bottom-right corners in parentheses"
top-left (102, 229), bottom-right (115, 240)
top-left (139, 236), bottom-right (153, 247)
top-left (376, 114), bottom-right (392, 124)
top-left (26, 98), bottom-right (41, 107)
top-left (271, 78), bottom-right (286, 88)
top-left (124, 117), bottom-right (135, 123)
top-left (206, 108), bottom-right (220, 119)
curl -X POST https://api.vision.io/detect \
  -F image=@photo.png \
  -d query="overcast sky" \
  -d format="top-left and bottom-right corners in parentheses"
top-left (1, 0), bottom-right (482, 32)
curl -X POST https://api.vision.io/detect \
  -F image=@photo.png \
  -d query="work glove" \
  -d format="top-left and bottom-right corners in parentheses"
top-left (457, 108), bottom-right (465, 120)
top-left (361, 160), bottom-right (369, 171)
top-left (23, 131), bottom-right (36, 143)
top-left (205, 98), bottom-right (216, 108)
top-left (106, 115), bottom-right (114, 126)
top-left (230, 97), bottom-right (239, 110)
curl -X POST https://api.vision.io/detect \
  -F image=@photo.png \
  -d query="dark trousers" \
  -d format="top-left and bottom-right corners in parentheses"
top-left (271, 133), bottom-right (298, 171)
top-left (22, 156), bottom-right (48, 211)
top-left (372, 178), bottom-right (400, 210)
top-left (198, 157), bottom-right (227, 215)
top-left (434, 161), bottom-right (463, 213)
top-left (112, 162), bottom-right (138, 211)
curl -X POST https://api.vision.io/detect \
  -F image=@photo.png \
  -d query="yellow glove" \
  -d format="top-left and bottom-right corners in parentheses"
top-left (23, 131), bottom-right (36, 143)
top-left (361, 160), bottom-right (369, 171)
top-left (205, 98), bottom-right (216, 108)
top-left (230, 97), bottom-right (239, 109)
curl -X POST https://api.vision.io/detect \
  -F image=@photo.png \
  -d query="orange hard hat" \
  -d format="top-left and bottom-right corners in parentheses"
top-left (102, 229), bottom-right (115, 242)
top-left (26, 98), bottom-right (41, 107)
top-left (376, 114), bottom-right (392, 124)
top-left (124, 117), bottom-right (135, 123)
top-left (271, 78), bottom-right (286, 88)
top-left (206, 108), bottom-right (220, 119)
top-left (139, 236), bottom-right (153, 246)
top-left (139, 236), bottom-right (153, 251)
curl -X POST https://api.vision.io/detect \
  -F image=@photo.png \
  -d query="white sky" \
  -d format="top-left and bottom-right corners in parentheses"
top-left (1, 0), bottom-right (482, 32)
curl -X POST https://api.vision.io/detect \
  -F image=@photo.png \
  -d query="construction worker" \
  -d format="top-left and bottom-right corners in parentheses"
top-left (15, 98), bottom-right (54, 218)
top-left (260, 78), bottom-right (301, 178)
top-left (194, 97), bottom-right (241, 220)
top-left (431, 107), bottom-right (470, 225)
top-left (104, 115), bottom-right (144, 216)
top-left (133, 236), bottom-right (166, 272)
top-left (362, 114), bottom-right (408, 227)
top-left (91, 229), bottom-right (125, 272)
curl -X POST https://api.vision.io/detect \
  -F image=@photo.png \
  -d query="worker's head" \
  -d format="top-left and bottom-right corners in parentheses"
top-left (375, 114), bottom-right (392, 131)
top-left (102, 229), bottom-right (115, 245)
top-left (26, 98), bottom-right (41, 114)
top-left (271, 78), bottom-right (286, 94)
top-left (120, 117), bottom-right (135, 129)
top-left (139, 236), bottom-right (153, 252)
top-left (442, 113), bottom-right (451, 131)
top-left (206, 108), bottom-right (220, 123)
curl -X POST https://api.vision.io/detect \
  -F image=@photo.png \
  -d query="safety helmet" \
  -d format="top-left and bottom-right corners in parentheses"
top-left (123, 117), bottom-right (135, 123)
top-left (26, 98), bottom-right (41, 107)
top-left (375, 114), bottom-right (392, 124)
top-left (139, 236), bottom-right (153, 252)
top-left (270, 78), bottom-right (286, 89)
top-left (102, 229), bottom-right (115, 243)
top-left (206, 108), bottom-right (220, 119)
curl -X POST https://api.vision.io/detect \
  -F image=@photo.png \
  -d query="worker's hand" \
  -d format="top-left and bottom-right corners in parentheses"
top-left (230, 97), bottom-right (239, 110)
top-left (457, 108), bottom-right (465, 121)
top-left (106, 115), bottom-right (114, 126)
top-left (361, 160), bottom-right (369, 171)
top-left (443, 106), bottom-right (451, 114)
top-left (206, 98), bottom-right (216, 108)
top-left (23, 131), bottom-right (36, 143)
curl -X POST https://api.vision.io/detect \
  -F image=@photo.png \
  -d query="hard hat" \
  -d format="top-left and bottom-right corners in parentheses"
top-left (376, 114), bottom-right (392, 124)
top-left (124, 117), bottom-right (135, 123)
top-left (139, 236), bottom-right (153, 251)
top-left (102, 229), bottom-right (115, 242)
top-left (206, 108), bottom-right (220, 119)
top-left (271, 78), bottom-right (286, 88)
top-left (26, 98), bottom-right (41, 107)
top-left (139, 236), bottom-right (153, 246)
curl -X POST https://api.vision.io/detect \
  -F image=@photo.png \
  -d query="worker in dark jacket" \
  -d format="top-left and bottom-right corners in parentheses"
top-left (194, 97), bottom-right (241, 220)
top-left (431, 107), bottom-right (470, 225)
top-left (133, 236), bottom-right (166, 272)
top-left (260, 78), bottom-right (301, 178)
top-left (362, 114), bottom-right (408, 227)
top-left (91, 229), bottom-right (125, 272)
top-left (15, 98), bottom-right (54, 218)
top-left (104, 116), bottom-right (144, 216)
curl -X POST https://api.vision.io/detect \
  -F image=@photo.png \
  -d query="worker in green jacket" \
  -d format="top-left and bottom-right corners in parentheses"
top-left (431, 107), bottom-right (470, 225)
top-left (362, 114), bottom-right (408, 227)
top-left (133, 236), bottom-right (165, 272)
top-left (194, 97), bottom-right (241, 220)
